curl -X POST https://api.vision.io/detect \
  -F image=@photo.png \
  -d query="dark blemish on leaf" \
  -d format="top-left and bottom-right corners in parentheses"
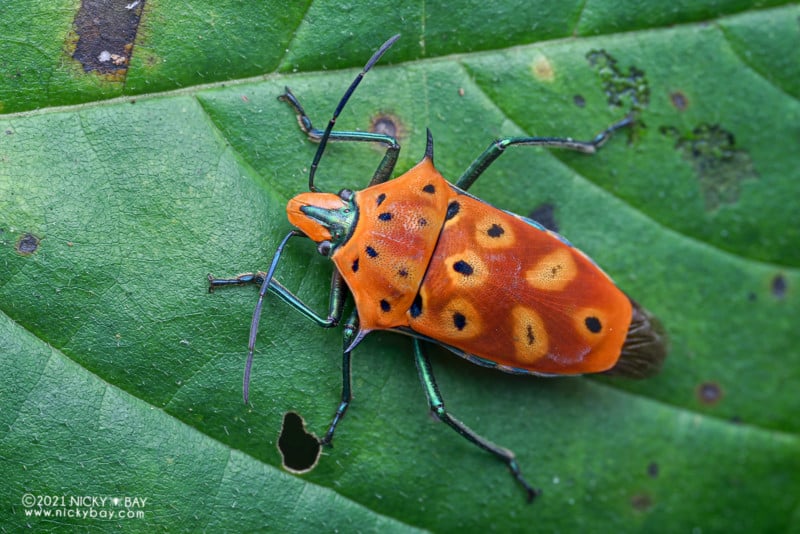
top-left (369, 113), bottom-right (404, 141)
top-left (697, 381), bottom-right (723, 405)
top-left (16, 233), bottom-right (40, 255)
top-left (647, 462), bottom-right (659, 478)
top-left (278, 411), bottom-right (320, 474)
top-left (630, 493), bottom-right (652, 512)
top-left (670, 91), bottom-right (688, 111)
top-left (573, 94), bottom-right (586, 108)
top-left (586, 49), bottom-right (650, 115)
top-left (747, 291), bottom-right (757, 302)
top-left (70, 0), bottom-right (145, 79)
top-left (772, 274), bottom-right (787, 299)
top-left (528, 203), bottom-right (558, 233)
top-left (660, 124), bottom-right (758, 212)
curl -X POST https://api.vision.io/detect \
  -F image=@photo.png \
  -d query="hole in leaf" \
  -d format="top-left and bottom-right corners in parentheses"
top-left (278, 411), bottom-right (320, 473)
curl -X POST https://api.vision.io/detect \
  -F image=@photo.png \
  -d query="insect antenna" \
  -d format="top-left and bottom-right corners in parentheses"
top-left (244, 229), bottom-right (306, 403)
top-left (307, 34), bottom-right (401, 192)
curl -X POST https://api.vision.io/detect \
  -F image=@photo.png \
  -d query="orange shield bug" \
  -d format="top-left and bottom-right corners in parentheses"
top-left (209, 34), bottom-right (667, 502)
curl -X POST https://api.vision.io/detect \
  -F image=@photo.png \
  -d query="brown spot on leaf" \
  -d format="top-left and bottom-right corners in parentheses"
top-left (71, 0), bottom-right (145, 78)
top-left (369, 113), bottom-right (403, 140)
top-left (16, 233), bottom-right (40, 255)
top-left (697, 381), bottom-right (723, 405)
top-left (670, 91), bottom-right (689, 111)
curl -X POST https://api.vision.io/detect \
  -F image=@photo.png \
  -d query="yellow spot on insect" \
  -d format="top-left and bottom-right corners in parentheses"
top-left (475, 217), bottom-right (515, 249)
top-left (443, 250), bottom-right (488, 288)
top-left (511, 306), bottom-right (549, 363)
top-left (525, 248), bottom-right (577, 291)
top-left (531, 53), bottom-right (554, 82)
top-left (440, 298), bottom-right (481, 340)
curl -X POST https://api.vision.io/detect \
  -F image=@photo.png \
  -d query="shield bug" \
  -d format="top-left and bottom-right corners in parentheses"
top-left (209, 34), bottom-right (667, 502)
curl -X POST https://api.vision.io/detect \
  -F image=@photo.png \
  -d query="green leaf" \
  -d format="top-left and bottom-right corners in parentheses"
top-left (2, 2), bottom-right (799, 532)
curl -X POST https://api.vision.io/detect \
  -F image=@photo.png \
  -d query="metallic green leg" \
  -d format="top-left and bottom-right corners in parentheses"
top-left (456, 115), bottom-right (633, 191)
top-left (320, 308), bottom-right (360, 446)
top-left (208, 230), bottom-right (349, 402)
top-left (413, 339), bottom-right (540, 502)
top-left (279, 88), bottom-right (400, 188)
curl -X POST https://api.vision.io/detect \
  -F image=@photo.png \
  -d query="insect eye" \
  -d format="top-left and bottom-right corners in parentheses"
top-left (338, 188), bottom-right (354, 201)
top-left (317, 240), bottom-right (332, 257)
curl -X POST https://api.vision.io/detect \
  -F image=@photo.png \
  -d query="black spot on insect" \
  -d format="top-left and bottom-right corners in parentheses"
top-left (772, 274), bottom-right (786, 299)
top-left (487, 224), bottom-right (505, 238)
top-left (376, 193), bottom-right (386, 206)
top-left (410, 294), bottom-right (423, 318)
top-left (16, 233), bottom-right (40, 255)
top-left (398, 268), bottom-right (409, 278)
top-left (585, 316), bottom-right (602, 334)
top-left (352, 258), bottom-right (359, 272)
top-left (418, 217), bottom-right (428, 227)
top-left (453, 312), bottom-right (467, 331)
top-left (378, 212), bottom-right (392, 221)
top-left (573, 94), bottom-right (586, 108)
top-left (422, 184), bottom-right (436, 194)
top-left (278, 411), bottom-right (320, 473)
top-left (526, 325), bottom-right (535, 345)
top-left (380, 299), bottom-right (391, 312)
top-left (366, 246), bottom-right (378, 258)
top-left (445, 201), bottom-right (460, 221)
top-left (453, 260), bottom-right (474, 276)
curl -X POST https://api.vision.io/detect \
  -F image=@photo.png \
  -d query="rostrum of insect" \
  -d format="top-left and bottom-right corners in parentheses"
top-left (208, 34), bottom-right (667, 502)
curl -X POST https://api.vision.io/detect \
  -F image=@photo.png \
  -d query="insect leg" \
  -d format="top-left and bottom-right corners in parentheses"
top-left (455, 115), bottom-right (633, 191)
top-left (208, 230), bottom-right (349, 402)
top-left (208, 271), bottom-right (346, 328)
top-left (279, 87), bottom-right (400, 188)
top-left (413, 339), bottom-right (540, 503)
top-left (280, 34), bottom-right (401, 190)
top-left (320, 308), bottom-right (360, 446)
